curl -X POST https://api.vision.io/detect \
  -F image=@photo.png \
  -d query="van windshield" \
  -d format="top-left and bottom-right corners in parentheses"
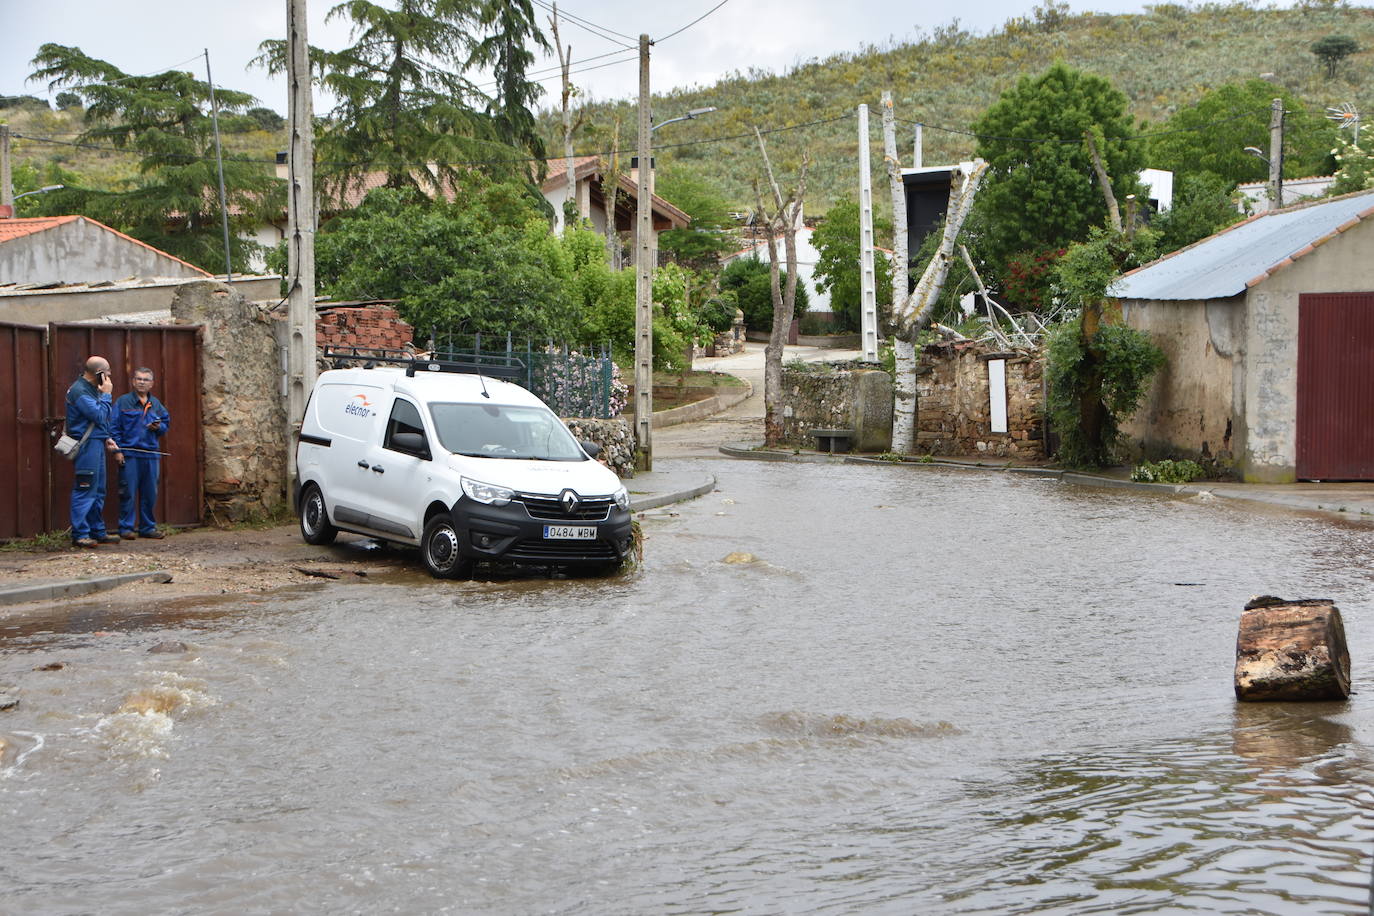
top-left (429, 402), bottom-right (589, 461)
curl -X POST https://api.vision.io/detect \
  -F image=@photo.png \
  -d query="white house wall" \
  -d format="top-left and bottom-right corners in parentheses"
top-left (1242, 217), bottom-right (1374, 482)
top-left (0, 219), bottom-right (208, 286)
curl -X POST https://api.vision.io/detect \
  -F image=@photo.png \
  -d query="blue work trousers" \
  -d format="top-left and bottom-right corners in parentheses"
top-left (118, 456), bottom-right (161, 535)
top-left (70, 441), bottom-right (109, 540)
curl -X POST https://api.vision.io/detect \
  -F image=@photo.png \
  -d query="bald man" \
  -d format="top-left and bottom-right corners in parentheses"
top-left (66, 356), bottom-right (121, 548)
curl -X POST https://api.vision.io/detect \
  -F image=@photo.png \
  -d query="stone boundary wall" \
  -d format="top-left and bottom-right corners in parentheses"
top-left (170, 281), bottom-right (289, 522)
top-left (916, 341), bottom-right (1045, 459)
top-left (564, 417), bottom-right (635, 478)
top-left (780, 364), bottom-right (893, 452)
top-left (316, 303), bottom-right (414, 353)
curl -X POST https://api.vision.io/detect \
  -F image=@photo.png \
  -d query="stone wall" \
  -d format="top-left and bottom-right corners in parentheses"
top-left (916, 341), bottom-right (1045, 459)
top-left (564, 417), bottom-right (636, 478)
top-left (780, 364), bottom-right (893, 452)
top-left (170, 281), bottom-right (289, 522)
top-left (316, 303), bottom-right (414, 353)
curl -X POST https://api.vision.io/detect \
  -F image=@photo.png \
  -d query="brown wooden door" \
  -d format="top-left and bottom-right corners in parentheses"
top-left (1296, 292), bottom-right (1374, 480)
top-left (0, 322), bottom-right (51, 539)
top-left (48, 323), bottom-right (204, 533)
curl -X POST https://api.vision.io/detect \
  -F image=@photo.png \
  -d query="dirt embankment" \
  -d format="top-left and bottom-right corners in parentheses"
top-left (0, 524), bottom-right (411, 605)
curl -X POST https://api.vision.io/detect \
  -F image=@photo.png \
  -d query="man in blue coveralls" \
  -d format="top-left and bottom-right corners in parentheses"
top-left (113, 366), bottom-right (171, 539)
top-left (66, 356), bottom-right (121, 548)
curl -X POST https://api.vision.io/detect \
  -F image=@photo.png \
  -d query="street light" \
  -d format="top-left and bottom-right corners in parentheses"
top-left (14, 184), bottom-right (64, 200)
top-left (651, 106), bottom-right (718, 132)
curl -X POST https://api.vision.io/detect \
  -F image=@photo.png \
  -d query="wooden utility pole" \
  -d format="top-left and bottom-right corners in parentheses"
top-left (633, 33), bottom-right (653, 469)
top-left (204, 50), bottom-right (234, 281)
top-left (286, 0), bottom-right (317, 481)
top-left (0, 125), bottom-right (13, 218)
top-left (1268, 98), bottom-right (1285, 210)
top-left (857, 104), bottom-right (878, 362)
top-left (550, 4), bottom-right (580, 228)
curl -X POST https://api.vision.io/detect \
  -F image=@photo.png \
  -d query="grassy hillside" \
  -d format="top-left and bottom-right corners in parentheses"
top-left (550, 3), bottom-right (1374, 215)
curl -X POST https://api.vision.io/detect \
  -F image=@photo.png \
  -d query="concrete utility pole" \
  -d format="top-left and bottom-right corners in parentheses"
top-left (633, 33), bottom-right (653, 469)
top-left (857, 104), bottom-right (878, 362)
top-left (0, 124), bottom-right (13, 218)
top-left (286, 0), bottom-right (317, 482)
top-left (913, 121), bottom-right (923, 169)
top-left (1268, 98), bottom-right (1285, 210)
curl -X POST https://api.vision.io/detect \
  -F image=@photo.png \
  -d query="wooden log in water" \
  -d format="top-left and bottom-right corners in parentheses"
top-left (1234, 596), bottom-right (1351, 701)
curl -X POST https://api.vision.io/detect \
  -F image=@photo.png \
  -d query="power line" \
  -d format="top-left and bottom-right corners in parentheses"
top-left (532, 0), bottom-right (638, 49)
top-left (894, 109), bottom-right (1265, 145)
top-left (23, 53), bottom-right (208, 98)
top-left (656, 0), bottom-right (733, 43)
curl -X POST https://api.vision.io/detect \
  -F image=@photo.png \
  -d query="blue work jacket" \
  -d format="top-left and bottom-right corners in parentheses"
top-left (65, 377), bottom-right (112, 443)
top-left (113, 392), bottom-right (171, 453)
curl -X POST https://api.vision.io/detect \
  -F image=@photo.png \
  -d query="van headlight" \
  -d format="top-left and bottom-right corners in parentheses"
top-left (462, 477), bottom-right (514, 506)
top-left (613, 485), bottom-right (630, 510)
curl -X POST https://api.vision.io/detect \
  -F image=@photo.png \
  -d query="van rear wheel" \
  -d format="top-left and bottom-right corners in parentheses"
top-left (421, 515), bottom-right (472, 579)
top-left (299, 484), bottom-right (338, 545)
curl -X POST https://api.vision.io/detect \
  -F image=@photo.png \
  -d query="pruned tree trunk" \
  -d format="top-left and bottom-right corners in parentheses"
top-left (1235, 597), bottom-right (1351, 701)
top-left (754, 127), bottom-right (808, 448)
top-left (1083, 129), bottom-right (1122, 234)
top-left (888, 158), bottom-right (988, 452)
top-left (550, 6), bottom-right (577, 229)
top-left (603, 118), bottom-right (622, 269)
top-left (881, 92), bottom-right (914, 454)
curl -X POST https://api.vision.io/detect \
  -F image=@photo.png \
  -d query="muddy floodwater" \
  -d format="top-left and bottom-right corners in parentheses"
top-left (6, 459), bottom-right (1374, 914)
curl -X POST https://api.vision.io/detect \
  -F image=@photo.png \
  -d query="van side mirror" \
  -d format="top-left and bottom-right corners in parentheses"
top-left (391, 431), bottom-right (428, 456)
top-left (580, 440), bottom-right (603, 460)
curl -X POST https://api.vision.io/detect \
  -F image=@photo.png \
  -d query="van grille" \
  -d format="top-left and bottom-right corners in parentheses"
top-left (505, 539), bottom-right (620, 562)
top-left (517, 493), bottom-right (613, 522)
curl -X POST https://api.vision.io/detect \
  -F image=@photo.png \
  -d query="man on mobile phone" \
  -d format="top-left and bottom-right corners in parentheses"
top-left (66, 356), bottom-right (121, 548)
top-left (113, 367), bottom-right (171, 539)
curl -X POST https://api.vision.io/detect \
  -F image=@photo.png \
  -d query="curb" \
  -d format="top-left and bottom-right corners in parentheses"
top-left (653, 385), bottom-right (752, 429)
top-left (630, 474), bottom-right (718, 512)
top-left (0, 570), bottom-right (174, 607)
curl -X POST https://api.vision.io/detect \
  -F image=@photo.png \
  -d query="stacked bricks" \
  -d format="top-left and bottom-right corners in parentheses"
top-left (315, 304), bottom-right (414, 352)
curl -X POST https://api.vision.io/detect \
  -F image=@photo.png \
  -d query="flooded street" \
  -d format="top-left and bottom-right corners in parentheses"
top-left (6, 459), bottom-right (1374, 914)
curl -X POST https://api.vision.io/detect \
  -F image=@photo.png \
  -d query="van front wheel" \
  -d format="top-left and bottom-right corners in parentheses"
top-left (299, 484), bottom-right (338, 545)
top-left (421, 515), bottom-right (472, 579)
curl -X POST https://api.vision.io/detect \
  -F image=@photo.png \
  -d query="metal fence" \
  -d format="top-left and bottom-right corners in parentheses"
top-left (428, 331), bottom-right (625, 420)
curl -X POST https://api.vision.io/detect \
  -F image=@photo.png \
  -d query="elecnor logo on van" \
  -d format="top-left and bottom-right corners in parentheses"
top-left (344, 394), bottom-right (375, 417)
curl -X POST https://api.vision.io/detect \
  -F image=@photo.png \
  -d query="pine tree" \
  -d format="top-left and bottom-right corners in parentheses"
top-left (27, 44), bottom-right (283, 273)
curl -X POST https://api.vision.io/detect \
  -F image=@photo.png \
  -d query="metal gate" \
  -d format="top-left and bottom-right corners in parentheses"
top-left (1296, 292), bottom-right (1374, 480)
top-left (0, 321), bottom-right (203, 540)
top-left (1, 323), bottom-right (49, 539)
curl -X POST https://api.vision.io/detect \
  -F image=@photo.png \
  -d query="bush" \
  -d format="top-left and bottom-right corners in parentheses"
top-left (1131, 458), bottom-right (1206, 483)
top-left (720, 256), bottom-right (809, 332)
top-left (1046, 321), bottom-right (1165, 468)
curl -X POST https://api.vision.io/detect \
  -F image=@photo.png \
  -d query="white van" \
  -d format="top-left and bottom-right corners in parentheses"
top-left (294, 354), bottom-right (633, 578)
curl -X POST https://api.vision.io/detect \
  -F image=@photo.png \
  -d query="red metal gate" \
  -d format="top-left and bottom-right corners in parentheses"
top-left (47, 323), bottom-right (204, 535)
top-left (1, 322), bottom-right (50, 539)
top-left (1296, 292), bottom-right (1374, 480)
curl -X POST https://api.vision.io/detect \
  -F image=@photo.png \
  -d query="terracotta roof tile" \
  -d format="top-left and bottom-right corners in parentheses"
top-left (0, 215), bottom-right (80, 242)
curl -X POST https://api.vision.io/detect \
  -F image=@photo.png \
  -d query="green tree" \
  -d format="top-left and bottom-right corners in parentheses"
top-left (1312, 35), bottom-right (1360, 79)
top-left (1150, 173), bottom-right (1243, 251)
top-left (811, 197), bottom-right (891, 332)
top-left (305, 184), bottom-right (574, 338)
top-left (27, 44), bottom-right (282, 273)
top-left (54, 91), bottom-right (81, 110)
top-left (1048, 226), bottom-right (1164, 468)
top-left (257, 0), bottom-right (515, 197)
top-left (973, 62), bottom-right (1145, 282)
top-left (1148, 80), bottom-right (1334, 187)
top-left (245, 106), bottom-right (285, 132)
top-left (720, 256), bottom-right (807, 332)
top-left (655, 170), bottom-right (733, 269)
top-left (470, 0), bottom-right (548, 164)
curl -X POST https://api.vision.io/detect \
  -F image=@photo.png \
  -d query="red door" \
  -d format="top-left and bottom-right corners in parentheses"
top-left (0, 322), bottom-right (50, 539)
top-left (1296, 292), bottom-right (1374, 480)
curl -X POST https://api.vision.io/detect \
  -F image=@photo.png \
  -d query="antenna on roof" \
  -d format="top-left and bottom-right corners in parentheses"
top-left (479, 374), bottom-right (490, 398)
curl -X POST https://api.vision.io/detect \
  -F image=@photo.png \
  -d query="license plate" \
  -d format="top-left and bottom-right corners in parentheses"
top-left (543, 525), bottom-right (596, 540)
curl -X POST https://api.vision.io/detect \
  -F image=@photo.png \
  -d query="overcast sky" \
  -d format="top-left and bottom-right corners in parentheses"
top-left (6, 0), bottom-right (1194, 117)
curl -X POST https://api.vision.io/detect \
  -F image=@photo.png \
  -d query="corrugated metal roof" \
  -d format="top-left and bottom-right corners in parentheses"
top-left (1110, 190), bottom-right (1374, 301)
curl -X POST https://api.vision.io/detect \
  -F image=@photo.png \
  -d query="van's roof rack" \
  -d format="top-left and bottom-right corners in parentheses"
top-left (322, 346), bottom-right (525, 380)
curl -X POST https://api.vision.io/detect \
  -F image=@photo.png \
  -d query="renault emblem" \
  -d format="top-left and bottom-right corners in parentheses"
top-left (559, 489), bottom-right (580, 515)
